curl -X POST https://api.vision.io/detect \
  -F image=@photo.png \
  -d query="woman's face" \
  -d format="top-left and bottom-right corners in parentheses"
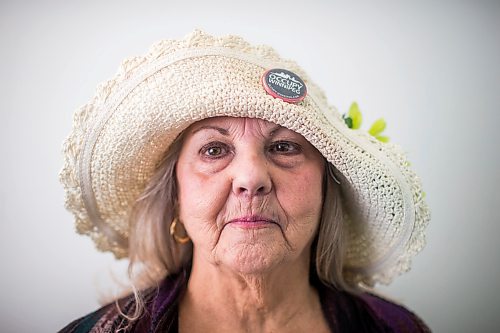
top-left (176, 117), bottom-right (325, 274)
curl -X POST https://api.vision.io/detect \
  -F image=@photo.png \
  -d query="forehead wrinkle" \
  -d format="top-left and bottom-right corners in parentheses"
top-left (240, 118), bottom-right (284, 139)
top-left (190, 117), bottom-right (288, 141)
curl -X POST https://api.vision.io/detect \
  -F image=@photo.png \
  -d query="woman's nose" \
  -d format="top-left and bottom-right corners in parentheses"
top-left (231, 150), bottom-right (272, 198)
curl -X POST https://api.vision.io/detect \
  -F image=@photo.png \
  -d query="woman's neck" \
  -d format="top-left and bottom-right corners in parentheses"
top-left (178, 253), bottom-right (330, 333)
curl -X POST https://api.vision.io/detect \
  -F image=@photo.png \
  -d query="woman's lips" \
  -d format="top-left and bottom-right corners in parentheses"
top-left (227, 215), bottom-right (277, 229)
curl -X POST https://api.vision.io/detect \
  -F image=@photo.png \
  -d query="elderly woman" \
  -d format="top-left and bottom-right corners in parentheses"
top-left (59, 30), bottom-right (431, 332)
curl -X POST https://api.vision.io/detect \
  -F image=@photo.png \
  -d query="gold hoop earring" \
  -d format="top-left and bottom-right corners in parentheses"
top-left (170, 218), bottom-right (190, 244)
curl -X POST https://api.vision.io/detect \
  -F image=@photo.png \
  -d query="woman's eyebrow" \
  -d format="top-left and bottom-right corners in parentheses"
top-left (269, 125), bottom-right (286, 136)
top-left (191, 124), bottom-right (284, 136)
top-left (191, 125), bottom-right (229, 136)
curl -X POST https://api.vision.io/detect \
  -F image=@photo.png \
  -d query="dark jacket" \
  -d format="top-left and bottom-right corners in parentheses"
top-left (59, 270), bottom-right (430, 333)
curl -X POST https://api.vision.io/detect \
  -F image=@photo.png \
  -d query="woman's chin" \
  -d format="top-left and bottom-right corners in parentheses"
top-left (215, 242), bottom-right (288, 276)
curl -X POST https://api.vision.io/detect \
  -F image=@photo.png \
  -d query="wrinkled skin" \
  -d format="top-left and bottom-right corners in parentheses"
top-left (176, 116), bottom-right (329, 333)
top-left (176, 116), bottom-right (325, 275)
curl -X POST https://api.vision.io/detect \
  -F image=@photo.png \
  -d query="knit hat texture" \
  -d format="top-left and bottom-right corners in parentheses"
top-left (60, 30), bottom-right (430, 286)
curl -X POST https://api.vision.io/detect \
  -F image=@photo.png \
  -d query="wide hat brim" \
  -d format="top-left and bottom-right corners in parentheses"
top-left (60, 30), bottom-right (430, 286)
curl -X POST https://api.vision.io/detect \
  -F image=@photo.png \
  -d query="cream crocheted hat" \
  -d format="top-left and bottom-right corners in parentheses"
top-left (60, 30), bottom-right (430, 286)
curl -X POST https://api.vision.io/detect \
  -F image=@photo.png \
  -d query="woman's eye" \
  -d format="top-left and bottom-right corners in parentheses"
top-left (200, 142), bottom-right (229, 158)
top-left (269, 141), bottom-right (301, 155)
top-left (207, 147), bottom-right (222, 156)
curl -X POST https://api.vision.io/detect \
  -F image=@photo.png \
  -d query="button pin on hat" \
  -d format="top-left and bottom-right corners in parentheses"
top-left (261, 68), bottom-right (307, 103)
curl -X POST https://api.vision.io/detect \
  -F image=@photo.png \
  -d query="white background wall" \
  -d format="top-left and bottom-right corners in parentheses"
top-left (1, 0), bottom-right (499, 332)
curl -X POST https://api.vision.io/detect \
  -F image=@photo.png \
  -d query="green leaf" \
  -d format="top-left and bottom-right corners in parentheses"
top-left (343, 116), bottom-right (353, 129)
top-left (375, 135), bottom-right (390, 143)
top-left (348, 102), bottom-right (362, 129)
top-left (369, 118), bottom-right (386, 136)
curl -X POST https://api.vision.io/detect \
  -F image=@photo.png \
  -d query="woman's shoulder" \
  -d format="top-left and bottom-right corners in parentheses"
top-left (359, 292), bottom-right (431, 332)
top-left (318, 282), bottom-right (431, 333)
top-left (57, 302), bottom-right (119, 333)
top-left (58, 272), bottom-right (187, 333)
top-left (57, 295), bottom-right (137, 333)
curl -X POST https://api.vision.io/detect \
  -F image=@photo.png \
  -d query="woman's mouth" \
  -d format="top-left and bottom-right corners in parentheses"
top-left (227, 215), bottom-right (277, 229)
